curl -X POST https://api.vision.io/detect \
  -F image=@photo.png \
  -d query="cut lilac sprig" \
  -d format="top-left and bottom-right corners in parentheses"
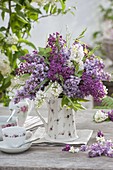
top-left (62, 131), bottom-right (113, 158)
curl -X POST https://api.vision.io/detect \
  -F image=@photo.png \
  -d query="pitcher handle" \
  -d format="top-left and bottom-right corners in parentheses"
top-left (35, 109), bottom-right (47, 131)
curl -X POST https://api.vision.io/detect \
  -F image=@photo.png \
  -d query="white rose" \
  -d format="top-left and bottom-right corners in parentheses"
top-left (94, 110), bottom-right (108, 123)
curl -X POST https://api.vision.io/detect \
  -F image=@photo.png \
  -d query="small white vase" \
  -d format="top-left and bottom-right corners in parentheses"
top-left (9, 99), bottom-right (33, 127)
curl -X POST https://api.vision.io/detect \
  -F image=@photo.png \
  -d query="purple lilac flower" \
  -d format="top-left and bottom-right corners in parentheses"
top-left (47, 32), bottom-right (66, 52)
top-left (107, 110), bottom-right (113, 121)
top-left (80, 145), bottom-right (89, 151)
top-left (47, 54), bottom-right (74, 81)
top-left (80, 72), bottom-right (106, 102)
top-left (62, 144), bottom-right (71, 151)
top-left (97, 131), bottom-right (104, 137)
top-left (14, 53), bottom-right (49, 103)
top-left (88, 143), bottom-right (105, 157)
top-left (60, 47), bottom-right (71, 60)
top-left (84, 57), bottom-right (110, 81)
top-left (63, 76), bottom-right (83, 98)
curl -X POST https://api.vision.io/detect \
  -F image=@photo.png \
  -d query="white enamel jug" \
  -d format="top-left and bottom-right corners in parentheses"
top-left (36, 97), bottom-right (78, 142)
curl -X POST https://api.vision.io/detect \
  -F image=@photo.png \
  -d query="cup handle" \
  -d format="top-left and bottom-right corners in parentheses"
top-left (26, 131), bottom-right (33, 140)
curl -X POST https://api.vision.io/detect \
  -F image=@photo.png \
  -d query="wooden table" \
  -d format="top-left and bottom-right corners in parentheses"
top-left (0, 107), bottom-right (113, 170)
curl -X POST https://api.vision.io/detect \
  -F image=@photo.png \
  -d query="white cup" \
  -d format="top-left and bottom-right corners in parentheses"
top-left (2, 126), bottom-right (27, 148)
top-left (0, 116), bottom-right (17, 140)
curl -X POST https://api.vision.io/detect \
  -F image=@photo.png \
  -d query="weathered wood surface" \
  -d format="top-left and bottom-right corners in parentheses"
top-left (0, 107), bottom-right (113, 170)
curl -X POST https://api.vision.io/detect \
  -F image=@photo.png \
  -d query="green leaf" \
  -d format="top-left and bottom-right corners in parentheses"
top-left (0, 26), bottom-right (6, 32)
top-left (59, 0), bottom-right (66, 12)
top-left (26, 11), bottom-right (38, 21)
top-left (0, 73), bottom-right (3, 81)
top-left (0, 32), bottom-right (4, 40)
top-left (61, 95), bottom-right (86, 111)
top-left (17, 15), bottom-right (28, 24)
top-left (38, 47), bottom-right (52, 57)
top-left (88, 46), bottom-right (100, 57)
top-left (0, 76), bottom-right (11, 91)
top-left (18, 39), bottom-right (37, 49)
top-left (93, 31), bottom-right (102, 39)
top-left (11, 45), bottom-right (18, 51)
top-left (75, 28), bottom-right (87, 41)
top-left (101, 96), bottom-right (113, 109)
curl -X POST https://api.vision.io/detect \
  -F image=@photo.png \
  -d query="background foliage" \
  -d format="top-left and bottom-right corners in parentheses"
top-left (0, 0), bottom-right (75, 106)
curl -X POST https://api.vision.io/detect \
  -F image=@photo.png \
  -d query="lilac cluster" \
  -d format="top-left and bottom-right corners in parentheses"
top-left (63, 76), bottom-right (83, 98)
top-left (80, 72), bottom-right (106, 102)
top-left (84, 57), bottom-right (110, 81)
top-left (47, 33), bottom-right (74, 81)
top-left (87, 141), bottom-right (113, 158)
top-left (48, 54), bottom-right (74, 81)
top-left (16, 51), bottom-right (41, 75)
top-left (80, 131), bottom-right (113, 158)
top-left (62, 144), bottom-right (70, 151)
top-left (62, 131), bottom-right (113, 158)
top-left (47, 32), bottom-right (66, 54)
top-left (79, 56), bottom-right (110, 102)
top-left (14, 52), bottom-right (48, 103)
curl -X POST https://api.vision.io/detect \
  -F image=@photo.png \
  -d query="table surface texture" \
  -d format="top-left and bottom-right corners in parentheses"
top-left (0, 107), bottom-right (113, 170)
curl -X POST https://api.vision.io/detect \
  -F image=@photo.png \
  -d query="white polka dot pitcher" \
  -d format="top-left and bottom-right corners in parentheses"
top-left (36, 97), bottom-right (78, 142)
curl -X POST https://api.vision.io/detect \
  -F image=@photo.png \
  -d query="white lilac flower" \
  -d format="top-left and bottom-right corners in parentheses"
top-left (68, 43), bottom-right (84, 70)
top-left (47, 81), bottom-right (63, 98)
top-left (71, 43), bottom-right (84, 61)
top-left (0, 53), bottom-right (11, 76)
top-left (78, 60), bottom-right (84, 71)
top-left (51, 82), bottom-right (63, 97)
top-left (103, 85), bottom-right (108, 96)
top-left (69, 146), bottom-right (79, 153)
top-left (94, 110), bottom-right (108, 123)
top-left (35, 90), bottom-right (46, 108)
top-left (75, 148), bottom-right (80, 153)
top-left (69, 146), bottom-right (75, 153)
top-left (6, 34), bottom-right (18, 45)
top-left (96, 136), bottom-right (105, 143)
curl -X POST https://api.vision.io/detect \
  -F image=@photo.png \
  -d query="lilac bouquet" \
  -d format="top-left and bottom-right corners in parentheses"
top-left (14, 32), bottom-right (110, 111)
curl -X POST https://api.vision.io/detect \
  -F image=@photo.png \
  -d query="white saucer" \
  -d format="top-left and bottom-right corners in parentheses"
top-left (0, 141), bottom-right (31, 153)
top-left (44, 135), bottom-right (79, 142)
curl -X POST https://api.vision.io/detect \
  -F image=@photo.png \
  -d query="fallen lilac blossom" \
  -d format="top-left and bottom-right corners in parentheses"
top-left (62, 131), bottom-right (113, 158)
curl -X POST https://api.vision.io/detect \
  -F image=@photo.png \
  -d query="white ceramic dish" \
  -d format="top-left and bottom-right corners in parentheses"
top-left (0, 141), bottom-right (31, 153)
